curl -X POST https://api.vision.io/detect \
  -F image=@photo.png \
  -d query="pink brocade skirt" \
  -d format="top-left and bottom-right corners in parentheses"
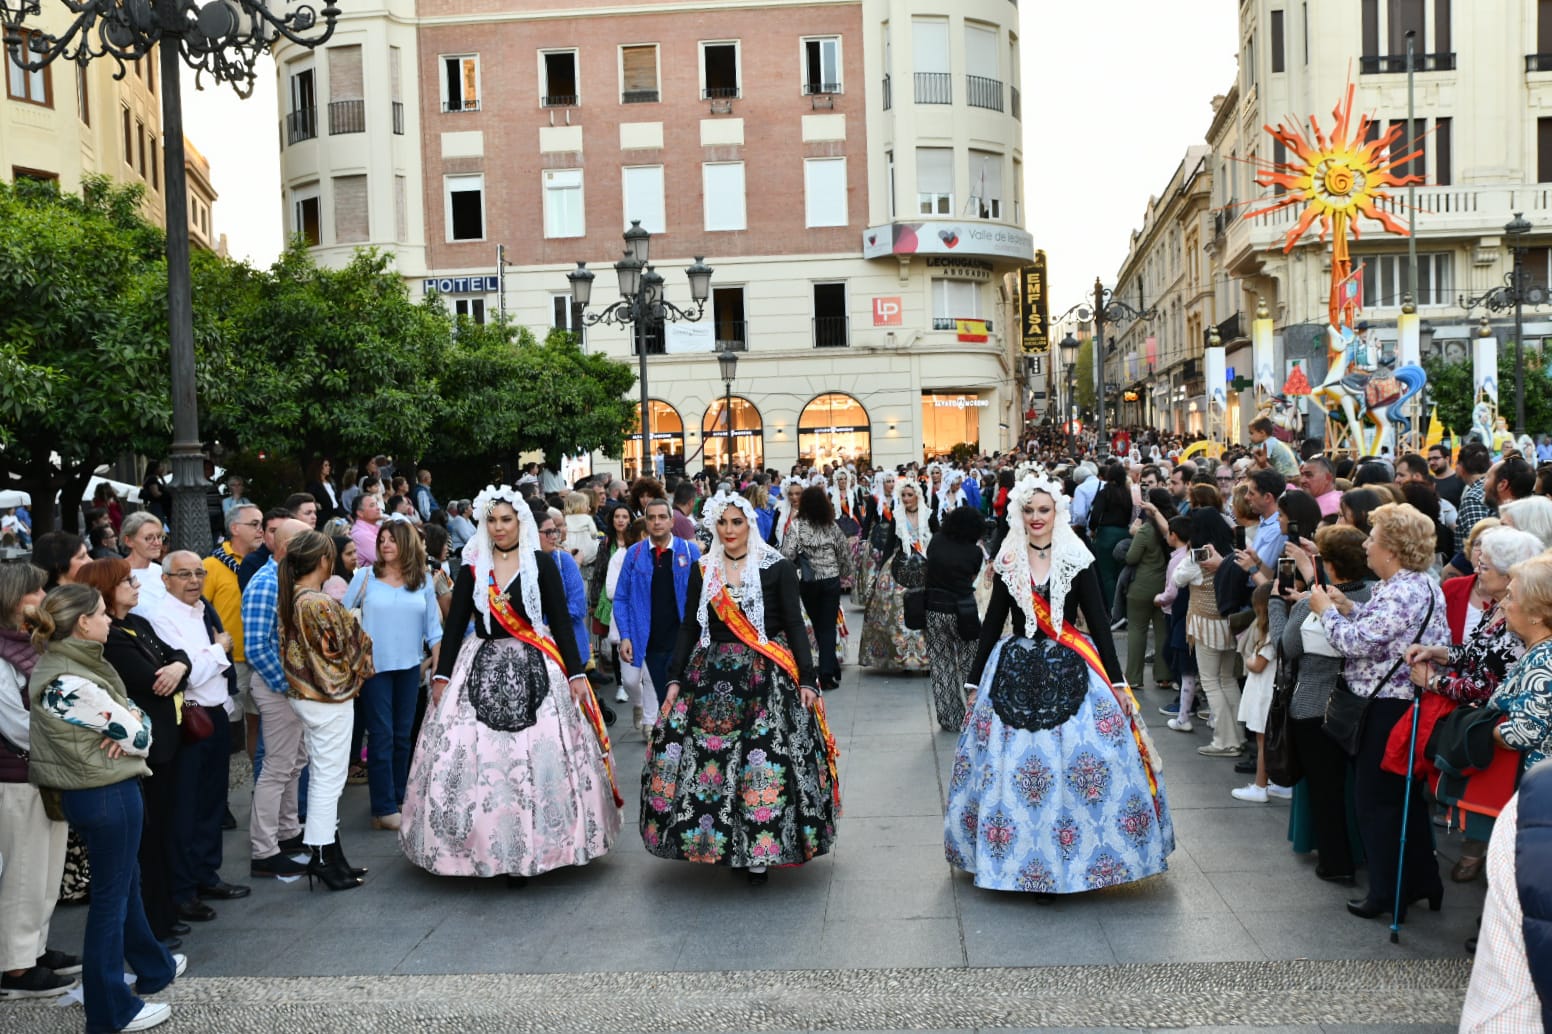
top-left (399, 636), bottom-right (622, 877)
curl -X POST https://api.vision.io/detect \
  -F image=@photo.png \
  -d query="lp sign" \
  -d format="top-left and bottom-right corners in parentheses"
top-left (872, 297), bottom-right (902, 326)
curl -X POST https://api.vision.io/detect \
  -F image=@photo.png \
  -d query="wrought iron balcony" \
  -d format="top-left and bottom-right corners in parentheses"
top-left (327, 99), bottom-right (364, 135)
top-left (914, 72), bottom-right (951, 104)
top-left (966, 74), bottom-right (1003, 112)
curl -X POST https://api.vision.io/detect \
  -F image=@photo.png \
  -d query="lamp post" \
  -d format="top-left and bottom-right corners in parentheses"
top-left (1060, 331), bottom-right (1080, 456)
top-left (716, 345), bottom-right (739, 476)
top-left (1090, 277), bottom-right (1159, 457)
top-left (568, 221), bottom-right (712, 480)
top-left (1459, 212), bottom-right (1544, 433)
top-left (2, 0), bottom-right (340, 553)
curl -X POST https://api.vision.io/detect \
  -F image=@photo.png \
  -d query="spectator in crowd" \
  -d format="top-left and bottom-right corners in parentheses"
top-left (1490, 552), bottom-right (1552, 775)
top-left (221, 475), bottom-right (253, 519)
top-left (1454, 443), bottom-right (1497, 553)
top-left (93, 482), bottom-right (125, 534)
top-left (1500, 496), bottom-right (1552, 549)
top-left (446, 500), bottom-right (476, 555)
top-left (282, 493), bottom-right (318, 530)
top-left (205, 504), bottom-right (265, 764)
top-left (613, 496), bottom-right (700, 734)
top-left (33, 532), bottom-right (89, 589)
top-left (87, 524), bottom-right (120, 561)
top-left (305, 459), bottom-right (345, 520)
top-left (1122, 488), bottom-right (1175, 694)
top-left (780, 485), bottom-right (854, 694)
top-left (1250, 417), bottom-right (1300, 478)
top-left (1186, 483), bottom-right (1242, 758)
top-left (411, 469), bottom-right (438, 523)
top-left (237, 507), bottom-right (293, 593)
top-left (1088, 463), bottom-right (1133, 617)
top-left (536, 505), bottom-right (593, 694)
top-left (121, 513), bottom-right (167, 618)
top-left (1298, 455), bottom-right (1342, 518)
top-left (1427, 443), bottom-right (1463, 507)
top-left (350, 492), bottom-right (383, 566)
top-left (1338, 487), bottom-right (1387, 536)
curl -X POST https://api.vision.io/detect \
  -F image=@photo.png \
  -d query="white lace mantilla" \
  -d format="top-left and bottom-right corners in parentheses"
top-left (993, 474), bottom-right (1091, 633)
top-left (467, 484), bottom-right (546, 637)
top-left (696, 490), bottom-right (782, 648)
top-left (892, 478), bottom-right (932, 555)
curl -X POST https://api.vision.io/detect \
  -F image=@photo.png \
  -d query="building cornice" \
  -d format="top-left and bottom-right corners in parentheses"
top-left (414, 0), bottom-right (859, 28)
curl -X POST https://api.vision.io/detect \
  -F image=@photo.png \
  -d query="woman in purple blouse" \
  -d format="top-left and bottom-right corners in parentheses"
top-left (1310, 503), bottom-right (1449, 924)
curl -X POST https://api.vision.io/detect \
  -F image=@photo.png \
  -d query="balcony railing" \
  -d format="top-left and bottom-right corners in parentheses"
top-left (803, 81), bottom-right (841, 95)
top-left (391, 101), bottom-right (404, 135)
top-left (701, 86), bottom-right (740, 100)
top-left (914, 71), bottom-right (951, 104)
top-left (622, 89), bottom-right (659, 104)
top-left (1528, 54), bottom-right (1552, 72)
top-left (882, 74), bottom-right (891, 109)
top-left (813, 316), bottom-right (849, 348)
top-left (1010, 85), bottom-right (1021, 120)
top-left (966, 74), bottom-right (1003, 112)
top-left (932, 317), bottom-right (995, 332)
top-left (285, 106), bottom-right (316, 144)
top-left (542, 93), bottom-right (578, 107)
top-left (1359, 52), bottom-right (1456, 73)
top-left (1214, 311), bottom-right (1243, 343)
top-left (327, 98), bottom-right (364, 135)
top-left (441, 98), bottom-right (481, 112)
top-left (715, 324), bottom-right (748, 351)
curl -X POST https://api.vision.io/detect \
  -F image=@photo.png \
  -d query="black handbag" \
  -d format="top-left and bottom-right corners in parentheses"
top-left (796, 551), bottom-right (815, 583)
top-left (955, 596), bottom-right (981, 640)
top-left (1263, 641), bottom-right (1302, 786)
top-left (903, 588), bottom-right (927, 631)
top-left (1322, 595), bottom-right (1435, 756)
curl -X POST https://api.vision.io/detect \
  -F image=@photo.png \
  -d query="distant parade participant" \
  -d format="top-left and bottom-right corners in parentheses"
top-left (640, 491), bottom-right (838, 883)
top-left (829, 469), bottom-right (864, 593)
top-left (400, 486), bottom-right (621, 884)
top-left (945, 474), bottom-right (1174, 895)
top-left (857, 479), bottom-right (930, 672)
top-left (855, 470), bottom-right (896, 610)
top-left (770, 476), bottom-right (805, 547)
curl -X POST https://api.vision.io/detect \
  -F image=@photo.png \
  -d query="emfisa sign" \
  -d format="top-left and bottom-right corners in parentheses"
top-left (423, 275), bottom-right (500, 295)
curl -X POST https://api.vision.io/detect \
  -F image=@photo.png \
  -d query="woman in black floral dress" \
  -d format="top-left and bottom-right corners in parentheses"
top-left (641, 491), bottom-right (838, 883)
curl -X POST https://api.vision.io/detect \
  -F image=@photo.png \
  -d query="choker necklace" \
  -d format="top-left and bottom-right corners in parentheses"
top-left (1029, 542), bottom-right (1052, 557)
top-left (725, 551), bottom-right (747, 561)
top-left (493, 544), bottom-right (517, 557)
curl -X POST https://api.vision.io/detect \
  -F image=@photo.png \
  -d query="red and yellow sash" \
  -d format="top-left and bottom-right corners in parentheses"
top-left (487, 575), bottom-right (623, 808)
top-left (708, 585), bottom-right (842, 814)
top-left (1028, 588), bottom-right (1161, 810)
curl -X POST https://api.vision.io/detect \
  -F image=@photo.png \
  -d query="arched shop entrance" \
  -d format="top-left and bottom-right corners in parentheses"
top-left (624, 399), bottom-right (685, 480)
top-left (798, 392), bottom-right (871, 468)
top-left (701, 396), bottom-right (764, 475)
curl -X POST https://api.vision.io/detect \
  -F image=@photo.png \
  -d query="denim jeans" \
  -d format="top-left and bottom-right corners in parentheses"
top-left (361, 666), bottom-right (421, 817)
top-left (60, 779), bottom-right (174, 1034)
top-left (171, 705), bottom-right (230, 902)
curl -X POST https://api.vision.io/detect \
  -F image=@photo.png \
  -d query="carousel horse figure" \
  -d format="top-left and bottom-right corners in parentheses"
top-left (1314, 323), bottom-right (1427, 457)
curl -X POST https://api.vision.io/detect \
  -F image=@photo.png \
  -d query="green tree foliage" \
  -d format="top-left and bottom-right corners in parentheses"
top-left (0, 176), bottom-right (208, 530)
top-left (1422, 346), bottom-right (1552, 442)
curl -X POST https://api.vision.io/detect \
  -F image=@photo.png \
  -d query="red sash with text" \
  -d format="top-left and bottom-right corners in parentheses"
top-left (487, 574), bottom-right (623, 807)
top-left (1028, 588), bottom-right (1161, 811)
top-left (709, 586), bottom-right (842, 814)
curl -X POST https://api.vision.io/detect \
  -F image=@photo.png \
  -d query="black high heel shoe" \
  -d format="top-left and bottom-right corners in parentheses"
top-left (1347, 888), bottom-right (1443, 921)
top-left (306, 845), bottom-right (362, 892)
top-left (332, 833), bottom-right (368, 879)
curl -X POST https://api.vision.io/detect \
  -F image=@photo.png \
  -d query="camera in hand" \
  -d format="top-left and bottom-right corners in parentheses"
top-left (1276, 556), bottom-right (1296, 594)
top-left (1192, 546), bottom-right (1210, 562)
top-left (1233, 525), bottom-right (1247, 551)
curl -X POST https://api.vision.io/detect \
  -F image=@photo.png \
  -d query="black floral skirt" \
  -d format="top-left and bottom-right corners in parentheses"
top-left (640, 640), bottom-right (838, 867)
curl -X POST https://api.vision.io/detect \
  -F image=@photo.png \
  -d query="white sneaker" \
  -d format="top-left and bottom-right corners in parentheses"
top-left (1231, 783), bottom-right (1269, 803)
top-left (123, 1002), bottom-right (172, 1031)
top-left (171, 953), bottom-right (188, 979)
top-left (1166, 716), bottom-right (1194, 733)
top-left (1266, 783), bottom-right (1293, 800)
top-left (614, 687), bottom-right (628, 703)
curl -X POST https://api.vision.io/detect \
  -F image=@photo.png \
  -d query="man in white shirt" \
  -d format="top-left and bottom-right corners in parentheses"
top-left (149, 550), bottom-right (250, 920)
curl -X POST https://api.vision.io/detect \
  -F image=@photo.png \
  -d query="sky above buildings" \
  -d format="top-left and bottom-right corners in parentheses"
top-left (181, 2), bottom-right (1239, 311)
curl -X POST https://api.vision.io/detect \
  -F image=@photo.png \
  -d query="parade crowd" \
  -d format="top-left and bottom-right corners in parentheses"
top-left (2, 432), bottom-right (1551, 1032)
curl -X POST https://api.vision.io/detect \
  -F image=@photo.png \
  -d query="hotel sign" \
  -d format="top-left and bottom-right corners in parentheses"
top-left (422, 275), bottom-right (501, 295)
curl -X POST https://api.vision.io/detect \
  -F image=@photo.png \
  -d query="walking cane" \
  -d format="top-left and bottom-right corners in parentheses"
top-left (1389, 697), bottom-right (1425, 944)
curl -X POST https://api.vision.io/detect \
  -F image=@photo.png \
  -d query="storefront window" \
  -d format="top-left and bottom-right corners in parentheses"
top-left (623, 399), bottom-right (685, 480)
top-left (702, 396), bottom-right (764, 475)
top-left (921, 391), bottom-right (986, 460)
top-left (798, 392), bottom-right (871, 468)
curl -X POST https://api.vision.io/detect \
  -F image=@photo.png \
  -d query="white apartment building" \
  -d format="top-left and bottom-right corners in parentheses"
top-left (271, 0), bottom-right (1032, 476)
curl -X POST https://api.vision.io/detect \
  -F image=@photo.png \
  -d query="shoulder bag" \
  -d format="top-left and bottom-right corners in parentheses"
top-left (1262, 640), bottom-right (1301, 786)
top-left (1322, 594), bottom-right (1435, 756)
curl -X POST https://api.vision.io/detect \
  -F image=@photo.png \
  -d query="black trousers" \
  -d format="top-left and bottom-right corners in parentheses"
top-left (1353, 698), bottom-right (1441, 911)
top-left (170, 706), bottom-right (230, 903)
top-left (1289, 716), bottom-right (1354, 878)
top-left (799, 576), bottom-right (844, 685)
top-left (138, 757), bottom-right (181, 939)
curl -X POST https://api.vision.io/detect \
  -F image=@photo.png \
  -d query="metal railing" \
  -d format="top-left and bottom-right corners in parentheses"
top-left (966, 74), bottom-right (1003, 111)
top-left (542, 93), bottom-right (578, 107)
top-left (882, 74), bottom-right (891, 109)
top-left (715, 325), bottom-right (748, 351)
top-left (702, 86), bottom-right (740, 99)
top-left (803, 81), bottom-right (841, 95)
top-left (813, 316), bottom-right (849, 348)
top-left (913, 71), bottom-right (951, 104)
top-left (285, 106), bottom-right (316, 144)
top-left (932, 317), bottom-right (994, 332)
top-left (391, 101), bottom-right (404, 134)
top-left (1359, 52), bottom-right (1456, 73)
top-left (622, 89), bottom-right (659, 104)
top-left (327, 99), bottom-right (364, 135)
top-left (441, 98), bottom-right (481, 112)
top-left (1010, 85), bottom-right (1021, 120)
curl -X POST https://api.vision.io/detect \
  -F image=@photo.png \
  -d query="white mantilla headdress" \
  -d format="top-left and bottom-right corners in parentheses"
top-left (466, 484), bottom-right (546, 636)
top-left (696, 490), bottom-right (783, 647)
top-left (993, 474), bottom-right (1091, 632)
top-left (892, 478), bottom-right (932, 554)
top-left (937, 469), bottom-right (968, 523)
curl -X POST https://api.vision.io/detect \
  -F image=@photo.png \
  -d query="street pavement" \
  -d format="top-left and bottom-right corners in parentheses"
top-left (4, 607), bottom-right (1481, 1033)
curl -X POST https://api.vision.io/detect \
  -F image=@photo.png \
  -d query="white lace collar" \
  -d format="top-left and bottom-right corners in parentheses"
top-left (993, 474), bottom-right (1090, 631)
top-left (696, 491), bottom-right (782, 647)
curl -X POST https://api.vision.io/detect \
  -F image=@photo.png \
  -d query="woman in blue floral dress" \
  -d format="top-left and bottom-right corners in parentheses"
top-left (641, 491), bottom-right (838, 883)
top-left (944, 474), bottom-right (1174, 895)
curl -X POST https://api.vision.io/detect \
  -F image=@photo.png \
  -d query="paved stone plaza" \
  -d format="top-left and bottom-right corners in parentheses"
top-left (3, 615), bottom-right (1481, 1033)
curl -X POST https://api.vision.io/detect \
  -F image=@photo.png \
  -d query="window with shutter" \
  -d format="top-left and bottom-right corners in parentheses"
top-left (621, 45), bottom-right (659, 103)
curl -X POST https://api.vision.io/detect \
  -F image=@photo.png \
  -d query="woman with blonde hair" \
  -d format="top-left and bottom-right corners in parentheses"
top-left (562, 491), bottom-right (602, 580)
top-left (343, 521), bottom-right (441, 833)
top-left (1311, 503), bottom-right (1449, 923)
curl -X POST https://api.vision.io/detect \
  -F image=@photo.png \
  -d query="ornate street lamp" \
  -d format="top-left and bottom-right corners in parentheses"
top-left (1459, 211), bottom-right (1546, 433)
top-left (716, 345), bottom-right (739, 476)
top-left (1, 0), bottom-right (340, 551)
top-left (1059, 332), bottom-right (1080, 456)
top-left (568, 221), bottom-right (712, 479)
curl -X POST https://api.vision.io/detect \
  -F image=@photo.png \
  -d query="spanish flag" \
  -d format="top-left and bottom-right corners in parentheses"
top-left (955, 318), bottom-right (989, 343)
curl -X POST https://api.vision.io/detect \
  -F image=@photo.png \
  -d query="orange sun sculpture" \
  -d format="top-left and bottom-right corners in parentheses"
top-left (1243, 81), bottom-right (1422, 330)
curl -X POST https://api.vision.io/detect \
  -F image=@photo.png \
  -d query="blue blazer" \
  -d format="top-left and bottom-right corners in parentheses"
top-left (552, 549), bottom-right (592, 665)
top-left (613, 536), bottom-right (700, 653)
